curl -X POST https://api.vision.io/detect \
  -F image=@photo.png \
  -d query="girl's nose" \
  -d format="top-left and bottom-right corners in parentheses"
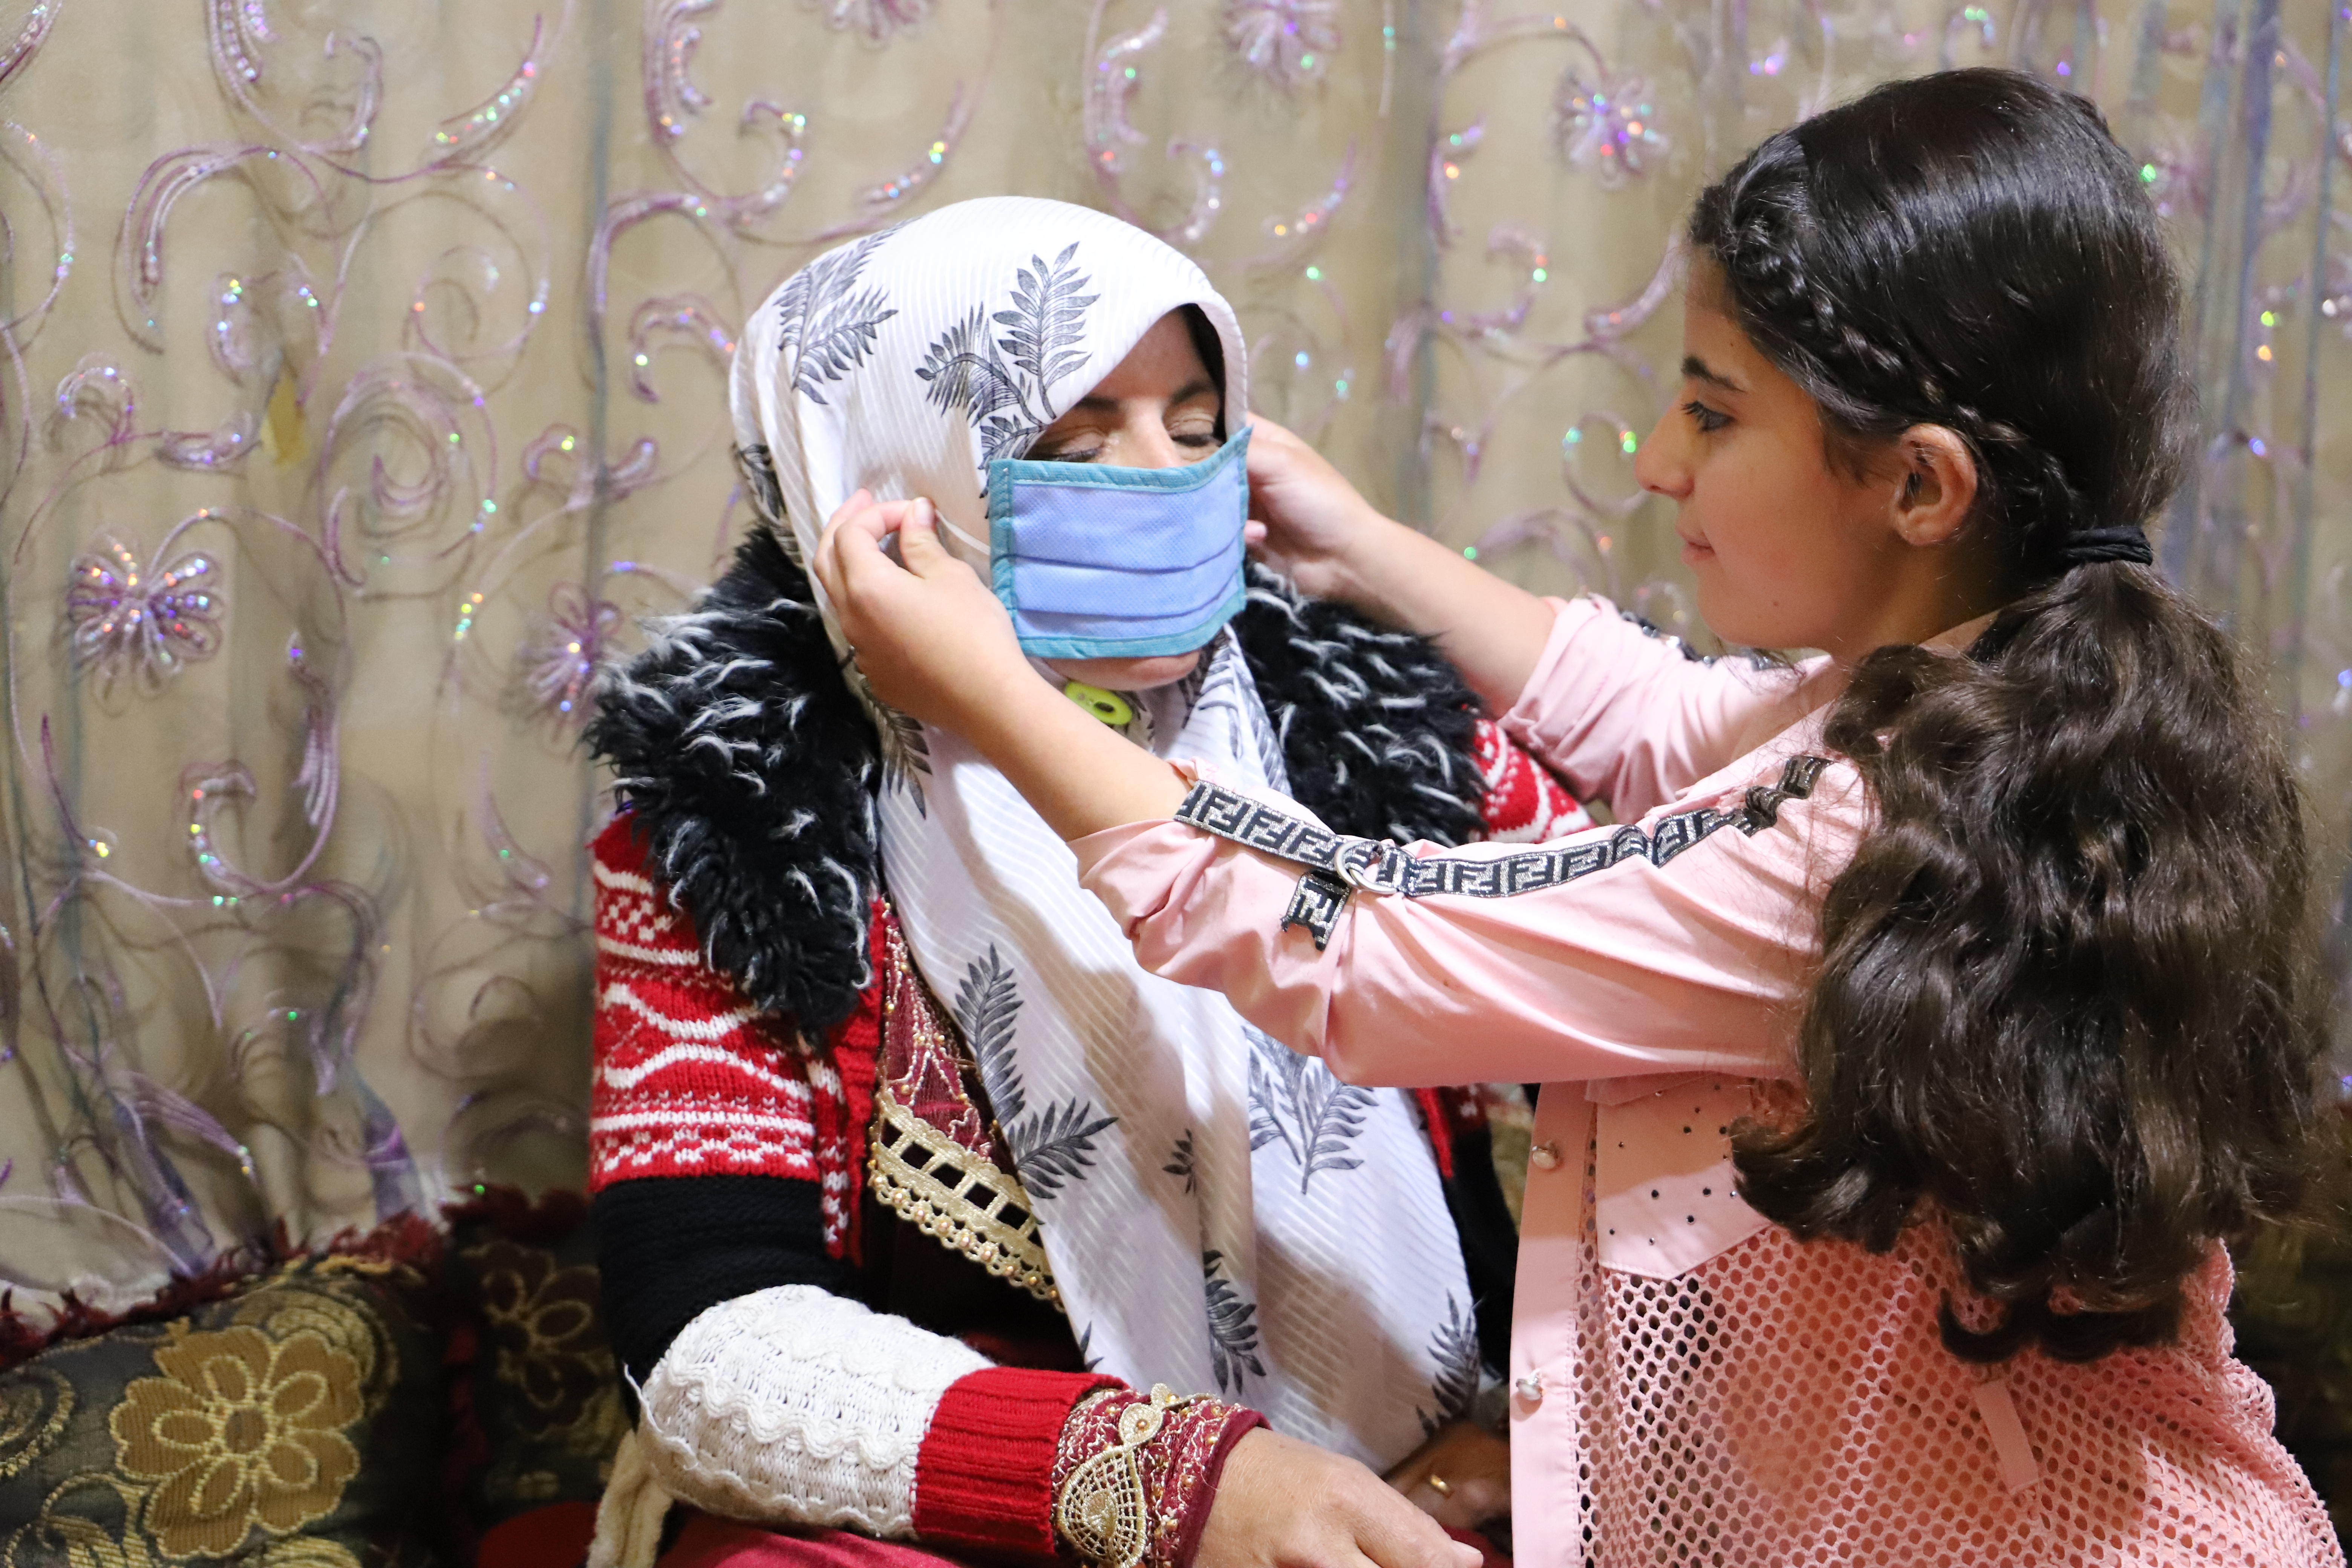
top-left (1633, 410), bottom-right (1692, 501)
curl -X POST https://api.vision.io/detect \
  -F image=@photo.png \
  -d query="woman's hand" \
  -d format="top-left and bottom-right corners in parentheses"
top-left (1243, 415), bottom-right (1396, 606)
top-left (811, 488), bottom-right (1033, 733)
top-left (1198, 1429), bottom-right (1483, 1568)
top-left (1385, 1421), bottom-right (1510, 1534)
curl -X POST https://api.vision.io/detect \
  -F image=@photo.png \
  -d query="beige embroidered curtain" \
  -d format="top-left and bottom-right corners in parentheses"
top-left (0, 0), bottom-right (2343, 1300)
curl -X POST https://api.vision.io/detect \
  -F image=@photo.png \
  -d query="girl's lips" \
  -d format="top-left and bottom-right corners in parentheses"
top-left (1679, 536), bottom-right (1715, 566)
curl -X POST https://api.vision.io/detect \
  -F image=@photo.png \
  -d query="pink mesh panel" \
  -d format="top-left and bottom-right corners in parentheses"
top-left (1550, 1131), bottom-right (2341, 1566)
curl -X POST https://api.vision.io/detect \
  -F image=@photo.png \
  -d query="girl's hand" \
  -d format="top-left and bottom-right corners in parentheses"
top-left (1244, 415), bottom-right (1395, 606)
top-left (1244, 417), bottom-right (1556, 715)
top-left (1385, 1420), bottom-right (1510, 1534)
top-left (812, 488), bottom-right (1035, 732)
top-left (1198, 1429), bottom-right (1483, 1568)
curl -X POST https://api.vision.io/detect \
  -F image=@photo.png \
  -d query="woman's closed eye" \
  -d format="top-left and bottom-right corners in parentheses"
top-left (1682, 398), bottom-right (1732, 435)
top-left (1032, 427), bottom-right (1114, 462)
top-left (1036, 420), bottom-right (1220, 465)
top-left (1165, 407), bottom-right (1222, 455)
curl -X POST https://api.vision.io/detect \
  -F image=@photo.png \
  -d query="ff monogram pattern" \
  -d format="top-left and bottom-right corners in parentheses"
top-left (1173, 755), bottom-right (1832, 948)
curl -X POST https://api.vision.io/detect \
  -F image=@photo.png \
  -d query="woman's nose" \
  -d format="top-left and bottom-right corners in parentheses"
top-left (1117, 407), bottom-right (1188, 470)
top-left (1632, 410), bottom-right (1691, 500)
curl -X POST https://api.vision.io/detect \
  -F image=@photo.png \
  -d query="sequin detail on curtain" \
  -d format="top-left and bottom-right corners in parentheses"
top-left (66, 532), bottom-right (224, 689)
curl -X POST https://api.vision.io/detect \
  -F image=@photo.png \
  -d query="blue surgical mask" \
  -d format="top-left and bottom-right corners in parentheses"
top-left (977, 426), bottom-right (1251, 661)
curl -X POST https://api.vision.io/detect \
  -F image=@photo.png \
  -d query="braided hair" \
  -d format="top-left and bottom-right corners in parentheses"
top-left (1695, 69), bottom-right (2324, 1362)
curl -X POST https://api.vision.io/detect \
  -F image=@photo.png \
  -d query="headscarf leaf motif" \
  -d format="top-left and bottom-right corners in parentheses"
top-left (952, 944), bottom-right (1117, 1200)
top-left (874, 702), bottom-right (931, 816)
top-left (1245, 1027), bottom-right (1379, 1194)
top-left (732, 196), bottom-right (1471, 1468)
top-left (778, 231), bottom-right (899, 406)
top-left (916, 242), bottom-right (1102, 464)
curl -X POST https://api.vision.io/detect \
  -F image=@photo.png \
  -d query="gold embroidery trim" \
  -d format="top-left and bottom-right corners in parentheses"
top-left (1053, 1384), bottom-right (1191, 1568)
top-left (868, 1078), bottom-right (1060, 1305)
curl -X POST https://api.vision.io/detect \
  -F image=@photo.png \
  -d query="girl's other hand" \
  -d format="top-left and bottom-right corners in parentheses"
top-left (1244, 416), bottom-right (1556, 716)
top-left (1243, 415), bottom-right (1392, 606)
top-left (812, 488), bottom-right (1034, 732)
top-left (1197, 1429), bottom-right (1484, 1568)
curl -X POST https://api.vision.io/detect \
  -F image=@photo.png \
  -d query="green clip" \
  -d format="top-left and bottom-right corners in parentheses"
top-left (1063, 680), bottom-right (1134, 727)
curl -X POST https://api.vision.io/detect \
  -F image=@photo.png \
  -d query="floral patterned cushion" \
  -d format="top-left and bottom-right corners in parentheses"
top-left (444, 1188), bottom-right (628, 1531)
top-left (0, 1256), bottom-right (444, 1566)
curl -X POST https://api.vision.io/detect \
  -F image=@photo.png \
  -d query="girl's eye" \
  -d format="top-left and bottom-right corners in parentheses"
top-left (1683, 399), bottom-right (1731, 435)
top-left (1173, 428), bottom-right (1219, 450)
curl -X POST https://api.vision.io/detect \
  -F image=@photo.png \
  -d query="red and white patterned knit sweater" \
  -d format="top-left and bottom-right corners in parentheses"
top-left (591, 833), bottom-right (874, 1250)
top-left (596, 818), bottom-right (1108, 1556)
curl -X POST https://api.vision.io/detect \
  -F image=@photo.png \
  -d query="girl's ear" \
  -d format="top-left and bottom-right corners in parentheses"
top-left (1888, 426), bottom-right (1979, 548)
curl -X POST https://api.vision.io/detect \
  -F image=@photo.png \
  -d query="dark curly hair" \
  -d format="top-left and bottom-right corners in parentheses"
top-left (1692, 68), bottom-right (2326, 1361)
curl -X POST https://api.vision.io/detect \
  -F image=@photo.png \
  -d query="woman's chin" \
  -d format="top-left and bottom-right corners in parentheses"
top-left (1042, 650), bottom-right (1205, 691)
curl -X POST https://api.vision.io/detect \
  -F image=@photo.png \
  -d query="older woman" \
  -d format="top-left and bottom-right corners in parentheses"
top-left (581, 198), bottom-right (1583, 1568)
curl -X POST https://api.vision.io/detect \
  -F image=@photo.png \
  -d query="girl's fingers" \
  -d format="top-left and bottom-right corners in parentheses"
top-left (810, 521), bottom-right (842, 602)
top-left (813, 490), bottom-right (860, 592)
top-left (830, 486), bottom-right (873, 527)
top-left (1242, 409), bottom-right (1292, 444)
top-left (825, 514), bottom-right (880, 595)
top-left (815, 493), bottom-right (923, 603)
top-left (836, 496), bottom-right (917, 548)
top-left (894, 498), bottom-right (951, 576)
top-left (831, 511), bottom-right (914, 605)
top-left (818, 487), bottom-right (874, 568)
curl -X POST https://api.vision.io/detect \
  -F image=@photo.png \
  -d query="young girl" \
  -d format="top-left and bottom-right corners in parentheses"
top-left (813, 69), bottom-right (2343, 1564)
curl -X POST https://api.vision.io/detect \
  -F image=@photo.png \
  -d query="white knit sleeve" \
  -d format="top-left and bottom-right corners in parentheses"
top-left (633, 1284), bottom-right (991, 1537)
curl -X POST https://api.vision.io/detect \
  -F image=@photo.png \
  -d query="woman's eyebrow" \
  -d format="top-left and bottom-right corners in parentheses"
top-left (1680, 355), bottom-right (1746, 394)
top-left (1066, 378), bottom-right (1220, 413)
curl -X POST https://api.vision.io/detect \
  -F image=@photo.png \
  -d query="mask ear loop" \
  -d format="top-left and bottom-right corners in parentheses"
top-left (935, 514), bottom-right (992, 557)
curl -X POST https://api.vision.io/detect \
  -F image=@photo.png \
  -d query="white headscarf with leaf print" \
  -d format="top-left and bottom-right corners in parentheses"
top-left (731, 197), bottom-right (1474, 1466)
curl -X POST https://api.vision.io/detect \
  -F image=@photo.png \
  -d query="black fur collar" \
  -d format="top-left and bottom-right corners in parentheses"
top-left (588, 531), bottom-right (1484, 1036)
top-left (586, 529), bottom-right (880, 1031)
top-left (1231, 568), bottom-right (1483, 847)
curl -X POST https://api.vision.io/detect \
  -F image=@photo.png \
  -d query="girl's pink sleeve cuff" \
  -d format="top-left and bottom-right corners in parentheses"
top-left (1072, 760), bottom-right (1314, 946)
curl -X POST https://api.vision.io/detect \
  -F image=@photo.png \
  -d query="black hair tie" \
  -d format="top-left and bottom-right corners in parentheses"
top-left (2055, 525), bottom-right (2154, 567)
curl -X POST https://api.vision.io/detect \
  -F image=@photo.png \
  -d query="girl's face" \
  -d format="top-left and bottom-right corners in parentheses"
top-left (1031, 310), bottom-right (1225, 692)
top-left (1634, 279), bottom-right (1921, 661)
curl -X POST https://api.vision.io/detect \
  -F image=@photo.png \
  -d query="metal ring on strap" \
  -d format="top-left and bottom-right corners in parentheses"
top-left (1334, 839), bottom-right (1406, 896)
